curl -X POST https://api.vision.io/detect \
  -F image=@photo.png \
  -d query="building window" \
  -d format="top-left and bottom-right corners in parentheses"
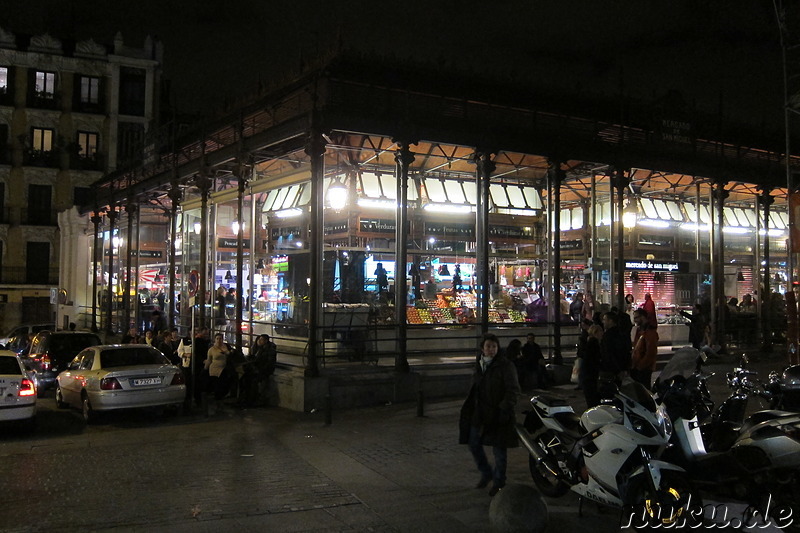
top-left (119, 67), bottom-right (146, 116)
top-left (80, 76), bottom-right (100, 104)
top-left (32, 127), bottom-right (53, 152)
top-left (0, 67), bottom-right (7, 93)
top-left (26, 242), bottom-right (50, 284)
top-left (77, 131), bottom-right (98, 158)
top-left (34, 71), bottom-right (56, 98)
top-left (117, 122), bottom-right (144, 165)
top-left (27, 184), bottom-right (52, 225)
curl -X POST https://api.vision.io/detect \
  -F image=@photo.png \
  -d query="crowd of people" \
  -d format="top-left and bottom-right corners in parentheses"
top-left (118, 314), bottom-right (277, 414)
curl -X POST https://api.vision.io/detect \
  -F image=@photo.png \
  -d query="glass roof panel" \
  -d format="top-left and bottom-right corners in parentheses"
top-left (640, 198), bottom-right (658, 219)
top-left (490, 184), bottom-right (510, 207)
top-left (361, 172), bottom-right (382, 198)
top-left (444, 180), bottom-right (466, 204)
top-left (424, 179), bottom-right (447, 202)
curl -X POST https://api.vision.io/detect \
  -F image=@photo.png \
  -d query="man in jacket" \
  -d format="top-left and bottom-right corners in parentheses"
top-left (631, 309), bottom-right (659, 389)
top-left (600, 311), bottom-right (631, 380)
top-left (460, 334), bottom-right (520, 497)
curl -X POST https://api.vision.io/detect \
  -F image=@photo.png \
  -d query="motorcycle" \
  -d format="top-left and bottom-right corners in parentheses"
top-left (655, 348), bottom-right (800, 530)
top-left (516, 380), bottom-right (696, 527)
top-left (767, 364), bottom-right (800, 412)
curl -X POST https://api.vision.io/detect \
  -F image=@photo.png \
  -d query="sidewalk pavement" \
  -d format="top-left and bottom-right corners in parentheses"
top-left (4, 344), bottom-right (794, 533)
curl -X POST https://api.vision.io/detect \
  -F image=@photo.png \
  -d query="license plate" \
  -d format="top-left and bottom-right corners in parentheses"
top-left (131, 377), bottom-right (162, 386)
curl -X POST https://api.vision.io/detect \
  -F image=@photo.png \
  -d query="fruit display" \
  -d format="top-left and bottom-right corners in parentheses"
top-left (407, 308), bottom-right (423, 324)
top-left (508, 309), bottom-right (525, 322)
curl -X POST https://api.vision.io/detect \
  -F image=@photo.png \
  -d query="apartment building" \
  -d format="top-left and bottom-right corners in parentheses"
top-left (0, 27), bottom-right (161, 328)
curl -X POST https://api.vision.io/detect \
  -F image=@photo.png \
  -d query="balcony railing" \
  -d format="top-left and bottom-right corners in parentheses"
top-left (23, 149), bottom-right (59, 168)
top-left (0, 266), bottom-right (58, 285)
top-left (22, 209), bottom-right (57, 226)
top-left (28, 92), bottom-right (60, 110)
top-left (69, 153), bottom-right (103, 171)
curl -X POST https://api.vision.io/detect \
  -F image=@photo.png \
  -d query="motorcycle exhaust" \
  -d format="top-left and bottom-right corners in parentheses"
top-left (515, 424), bottom-right (561, 478)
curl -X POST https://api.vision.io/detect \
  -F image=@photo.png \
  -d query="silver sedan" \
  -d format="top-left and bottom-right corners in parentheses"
top-left (55, 345), bottom-right (186, 423)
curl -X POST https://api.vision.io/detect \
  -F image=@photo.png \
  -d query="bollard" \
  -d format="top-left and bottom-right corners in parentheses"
top-left (417, 389), bottom-right (424, 417)
top-left (325, 393), bottom-right (332, 426)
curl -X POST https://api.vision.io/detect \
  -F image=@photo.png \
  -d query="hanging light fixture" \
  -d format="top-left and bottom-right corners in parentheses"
top-left (737, 271), bottom-right (745, 282)
top-left (257, 259), bottom-right (265, 270)
top-left (153, 274), bottom-right (161, 283)
top-left (438, 264), bottom-right (451, 276)
top-left (193, 221), bottom-right (201, 235)
top-left (327, 176), bottom-right (348, 210)
top-left (225, 270), bottom-right (233, 281)
top-left (622, 199), bottom-right (639, 229)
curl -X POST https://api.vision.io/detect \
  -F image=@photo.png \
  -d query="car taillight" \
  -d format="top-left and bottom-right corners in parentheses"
top-left (100, 377), bottom-right (122, 390)
top-left (19, 378), bottom-right (35, 397)
top-left (171, 372), bottom-right (185, 385)
top-left (41, 355), bottom-right (51, 371)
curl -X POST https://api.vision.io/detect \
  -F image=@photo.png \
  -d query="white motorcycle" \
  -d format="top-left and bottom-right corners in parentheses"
top-left (516, 380), bottom-right (697, 527)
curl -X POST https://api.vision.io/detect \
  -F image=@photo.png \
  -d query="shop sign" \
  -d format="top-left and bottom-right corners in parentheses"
top-left (488, 225), bottom-right (534, 239)
top-left (658, 118), bottom-right (693, 145)
top-left (424, 221), bottom-right (475, 238)
top-left (359, 218), bottom-right (395, 234)
top-left (638, 234), bottom-right (674, 247)
top-left (104, 249), bottom-right (163, 258)
top-left (217, 238), bottom-right (251, 248)
top-left (270, 226), bottom-right (302, 240)
top-left (560, 239), bottom-right (582, 250)
top-left (271, 255), bottom-right (289, 273)
top-left (136, 250), bottom-right (163, 259)
top-left (620, 259), bottom-right (688, 273)
top-left (324, 221), bottom-right (349, 235)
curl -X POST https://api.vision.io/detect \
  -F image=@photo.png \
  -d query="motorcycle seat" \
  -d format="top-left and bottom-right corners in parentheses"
top-left (739, 410), bottom-right (795, 435)
top-left (552, 411), bottom-right (585, 438)
top-left (535, 395), bottom-right (569, 408)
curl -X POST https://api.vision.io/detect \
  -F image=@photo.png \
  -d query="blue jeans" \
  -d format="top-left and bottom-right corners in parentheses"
top-left (468, 426), bottom-right (508, 486)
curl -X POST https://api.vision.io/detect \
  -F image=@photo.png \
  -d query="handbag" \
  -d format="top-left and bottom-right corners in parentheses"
top-left (570, 357), bottom-right (582, 384)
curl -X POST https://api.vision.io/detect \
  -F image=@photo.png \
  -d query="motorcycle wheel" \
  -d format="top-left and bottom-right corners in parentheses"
top-left (527, 431), bottom-right (569, 498)
top-left (627, 471), bottom-right (699, 528)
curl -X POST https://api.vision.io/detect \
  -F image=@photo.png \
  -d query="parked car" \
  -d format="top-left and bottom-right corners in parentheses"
top-left (0, 323), bottom-right (55, 353)
top-left (24, 331), bottom-right (102, 394)
top-left (0, 350), bottom-right (37, 430)
top-left (55, 344), bottom-right (186, 423)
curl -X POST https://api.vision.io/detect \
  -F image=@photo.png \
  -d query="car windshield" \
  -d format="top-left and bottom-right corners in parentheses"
top-left (0, 356), bottom-right (21, 375)
top-left (100, 348), bottom-right (170, 368)
top-left (50, 335), bottom-right (101, 358)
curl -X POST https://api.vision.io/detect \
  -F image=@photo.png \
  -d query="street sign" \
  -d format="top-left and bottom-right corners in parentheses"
top-left (188, 269), bottom-right (200, 297)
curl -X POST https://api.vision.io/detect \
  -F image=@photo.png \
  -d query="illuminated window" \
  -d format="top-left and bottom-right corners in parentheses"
top-left (77, 131), bottom-right (98, 158)
top-left (34, 71), bottom-right (56, 97)
top-left (32, 127), bottom-right (53, 151)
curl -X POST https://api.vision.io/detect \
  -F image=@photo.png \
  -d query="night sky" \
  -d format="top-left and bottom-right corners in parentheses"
top-left (0, 1), bottom-right (788, 134)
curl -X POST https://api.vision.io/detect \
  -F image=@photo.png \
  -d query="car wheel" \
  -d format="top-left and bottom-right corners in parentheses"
top-left (82, 395), bottom-right (96, 424)
top-left (55, 386), bottom-right (68, 409)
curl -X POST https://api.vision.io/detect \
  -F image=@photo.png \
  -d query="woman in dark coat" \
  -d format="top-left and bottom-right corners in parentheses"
top-left (459, 334), bottom-right (520, 497)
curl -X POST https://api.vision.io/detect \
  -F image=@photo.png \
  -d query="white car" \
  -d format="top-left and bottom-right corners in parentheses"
top-left (55, 345), bottom-right (186, 423)
top-left (0, 350), bottom-right (37, 430)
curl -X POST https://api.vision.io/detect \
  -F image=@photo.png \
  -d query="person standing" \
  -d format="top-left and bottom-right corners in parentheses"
top-left (521, 332), bottom-right (547, 389)
top-left (204, 333), bottom-right (231, 414)
top-left (639, 293), bottom-right (658, 330)
top-left (159, 328), bottom-right (182, 366)
top-left (631, 309), bottom-right (659, 389)
top-left (459, 334), bottom-right (520, 497)
top-left (680, 304), bottom-right (708, 350)
top-left (192, 327), bottom-right (210, 407)
top-left (569, 292), bottom-right (584, 323)
top-left (600, 311), bottom-right (631, 385)
top-left (121, 326), bottom-right (140, 344)
top-left (581, 324), bottom-right (604, 407)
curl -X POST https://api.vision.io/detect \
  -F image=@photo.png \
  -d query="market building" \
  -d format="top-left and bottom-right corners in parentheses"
top-left (63, 54), bottom-right (796, 411)
top-left (0, 27), bottom-right (161, 328)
